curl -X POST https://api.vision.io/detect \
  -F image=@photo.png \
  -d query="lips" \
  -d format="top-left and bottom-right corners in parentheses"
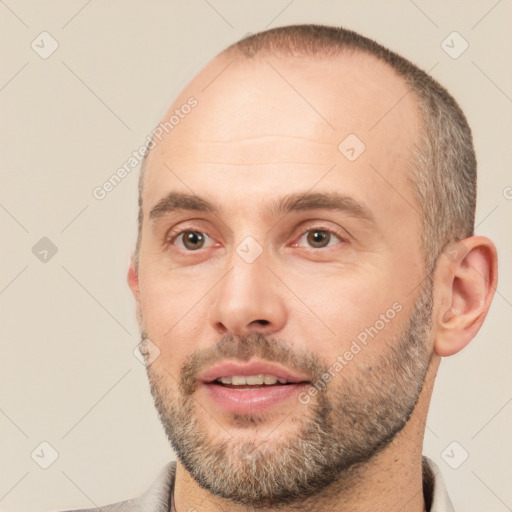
top-left (197, 360), bottom-right (310, 415)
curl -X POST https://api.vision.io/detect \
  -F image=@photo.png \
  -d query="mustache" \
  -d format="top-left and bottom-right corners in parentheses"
top-left (175, 333), bottom-right (328, 396)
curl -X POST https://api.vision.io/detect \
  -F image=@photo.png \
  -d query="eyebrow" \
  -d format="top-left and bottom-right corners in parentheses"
top-left (149, 191), bottom-right (375, 224)
top-left (150, 192), bottom-right (216, 220)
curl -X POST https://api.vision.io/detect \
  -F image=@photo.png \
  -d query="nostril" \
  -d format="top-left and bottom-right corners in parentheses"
top-left (255, 319), bottom-right (270, 326)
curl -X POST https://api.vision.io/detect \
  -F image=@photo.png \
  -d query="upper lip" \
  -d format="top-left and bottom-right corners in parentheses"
top-left (198, 360), bottom-right (311, 384)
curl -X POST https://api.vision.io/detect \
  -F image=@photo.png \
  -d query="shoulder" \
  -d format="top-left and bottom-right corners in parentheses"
top-left (422, 456), bottom-right (455, 512)
top-left (54, 461), bottom-right (177, 512)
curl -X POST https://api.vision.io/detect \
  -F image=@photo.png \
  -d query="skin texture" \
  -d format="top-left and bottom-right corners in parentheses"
top-left (128, 51), bottom-right (498, 512)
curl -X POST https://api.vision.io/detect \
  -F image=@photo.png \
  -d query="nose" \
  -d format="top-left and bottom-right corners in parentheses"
top-left (208, 252), bottom-right (287, 337)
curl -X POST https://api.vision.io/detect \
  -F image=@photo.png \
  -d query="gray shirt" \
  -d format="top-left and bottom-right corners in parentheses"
top-left (58, 456), bottom-right (454, 512)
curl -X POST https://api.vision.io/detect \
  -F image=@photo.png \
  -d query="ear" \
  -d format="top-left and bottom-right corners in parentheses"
top-left (433, 236), bottom-right (498, 356)
top-left (127, 254), bottom-right (142, 327)
top-left (127, 255), bottom-right (140, 297)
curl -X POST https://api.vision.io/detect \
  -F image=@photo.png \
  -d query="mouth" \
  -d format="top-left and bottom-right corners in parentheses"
top-left (214, 374), bottom-right (295, 387)
top-left (197, 361), bottom-right (310, 414)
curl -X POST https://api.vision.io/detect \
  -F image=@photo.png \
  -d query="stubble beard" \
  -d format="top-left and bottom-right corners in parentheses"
top-left (142, 281), bottom-right (433, 508)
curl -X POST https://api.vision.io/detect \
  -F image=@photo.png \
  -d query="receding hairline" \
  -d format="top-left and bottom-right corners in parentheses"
top-left (135, 24), bottom-right (476, 273)
top-left (221, 24), bottom-right (430, 86)
top-left (140, 24), bottom-right (430, 179)
top-left (136, 30), bottom-right (425, 255)
top-left (140, 38), bottom-right (420, 189)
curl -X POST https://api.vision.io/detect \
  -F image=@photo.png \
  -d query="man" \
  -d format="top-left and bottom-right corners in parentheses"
top-left (65, 24), bottom-right (498, 512)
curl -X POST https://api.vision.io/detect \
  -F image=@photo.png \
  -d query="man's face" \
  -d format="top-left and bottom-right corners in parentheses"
top-left (133, 52), bottom-right (432, 505)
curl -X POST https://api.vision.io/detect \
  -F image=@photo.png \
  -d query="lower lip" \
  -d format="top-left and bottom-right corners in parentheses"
top-left (200, 382), bottom-right (307, 414)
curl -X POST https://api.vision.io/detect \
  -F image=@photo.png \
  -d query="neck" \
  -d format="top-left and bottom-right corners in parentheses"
top-left (174, 454), bottom-right (426, 512)
top-left (173, 358), bottom-right (439, 512)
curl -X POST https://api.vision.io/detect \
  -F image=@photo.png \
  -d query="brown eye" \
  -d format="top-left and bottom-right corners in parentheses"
top-left (306, 230), bottom-right (332, 248)
top-left (180, 231), bottom-right (206, 250)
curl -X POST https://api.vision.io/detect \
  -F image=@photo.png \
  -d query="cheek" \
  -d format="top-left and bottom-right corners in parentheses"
top-left (138, 273), bottom-right (210, 364)
top-left (288, 265), bottom-right (408, 360)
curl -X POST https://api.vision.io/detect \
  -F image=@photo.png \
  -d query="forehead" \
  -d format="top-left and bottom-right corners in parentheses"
top-left (142, 51), bottom-right (421, 224)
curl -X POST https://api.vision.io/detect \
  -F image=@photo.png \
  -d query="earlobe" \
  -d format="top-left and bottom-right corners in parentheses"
top-left (127, 255), bottom-right (140, 299)
top-left (127, 255), bottom-right (143, 329)
top-left (433, 237), bottom-right (498, 357)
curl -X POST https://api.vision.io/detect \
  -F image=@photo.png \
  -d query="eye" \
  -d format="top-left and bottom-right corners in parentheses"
top-left (294, 229), bottom-right (343, 249)
top-left (173, 230), bottom-right (214, 251)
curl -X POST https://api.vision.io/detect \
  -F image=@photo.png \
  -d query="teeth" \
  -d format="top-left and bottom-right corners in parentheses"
top-left (246, 375), bottom-right (264, 385)
top-left (216, 374), bottom-right (288, 385)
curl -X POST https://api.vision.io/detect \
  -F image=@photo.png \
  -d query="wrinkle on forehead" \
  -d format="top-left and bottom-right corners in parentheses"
top-left (148, 51), bottom-right (419, 168)
top-left (173, 135), bottom-right (339, 167)
top-left (142, 51), bottom-right (421, 232)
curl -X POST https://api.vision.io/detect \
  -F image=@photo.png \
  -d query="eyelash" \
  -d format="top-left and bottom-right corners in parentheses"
top-left (166, 225), bottom-right (347, 252)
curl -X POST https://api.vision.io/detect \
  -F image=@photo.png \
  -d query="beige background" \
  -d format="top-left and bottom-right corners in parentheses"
top-left (1, 1), bottom-right (511, 510)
